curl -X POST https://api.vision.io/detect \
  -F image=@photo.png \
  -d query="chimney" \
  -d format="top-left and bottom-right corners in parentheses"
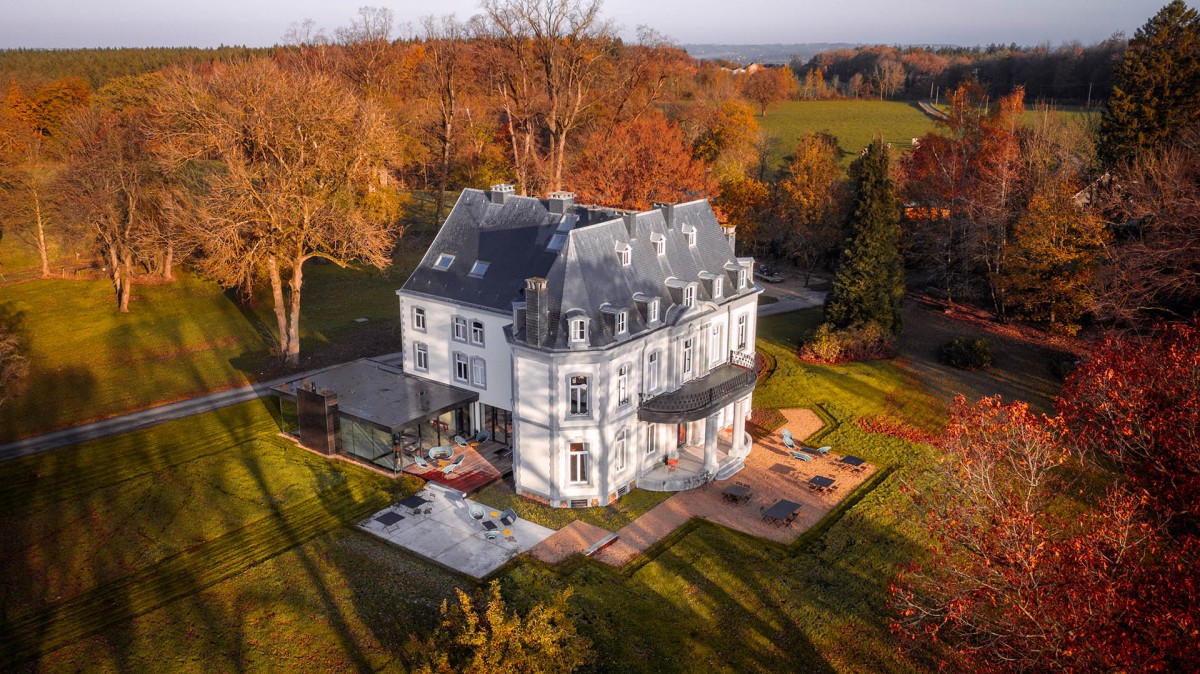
top-left (525, 277), bottom-right (549, 347)
top-left (548, 191), bottom-right (575, 215)
top-left (653, 202), bottom-right (675, 229)
top-left (622, 212), bottom-right (637, 238)
top-left (490, 183), bottom-right (515, 204)
top-left (722, 225), bottom-right (737, 249)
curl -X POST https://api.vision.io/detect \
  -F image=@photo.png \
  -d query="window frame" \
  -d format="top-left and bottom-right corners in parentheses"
top-left (452, 316), bottom-right (468, 342)
top-left (470, 319), bottom-right (485, 346)
top-left (433, 253), bottom-right (455, 270)
top-left (470, 356), bottom-right (487, 388)
top-left (648, 299), bottom-right (659, 323)
top-left (619, 245), bottom-right (631, 266)
top-left (412, 306), bottom-right (426, 332)
top-left (738, 267), bottom-right (747, 289)
top-left (569, 318), bottom-right (587, 344)
top-left (682, 338), bottom-right (695, 379)
top-left (616, 310), bottom-right (628, 335)
top-left (654, 237), bottom-right (665, 256)
top-left (616, 365), bottom-right (630, 407)
top-left (615, 430), bottom-right (628, 471)
top-left (453, 352), bottom-right (469, 383)
top-left (568, 375), bottom-right (590, 416)
top-left (737, 314), bottom-right (748, 350)
top-left (568, 442), bottom-right (589, 485)
top-left (414, 341), bottom-right (428, 371)
top-left (713, 276), bottom-right (723, 299)
top-left (710, 323), bottom-right (724, 365)
top-left (683, 284), bottom-right (695, 308)
top-left (647, 351), bottom-right (660, 392)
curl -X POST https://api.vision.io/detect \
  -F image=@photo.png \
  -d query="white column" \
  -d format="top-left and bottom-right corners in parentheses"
top-left (732, 398), bottom-right (748, 458)
top-left (703, 414), bottom-right (719, 473)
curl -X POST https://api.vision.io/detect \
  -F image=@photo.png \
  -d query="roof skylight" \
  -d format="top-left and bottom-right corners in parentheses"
top-left (469, 260), bottom-right (491, 278)
top-left (432, 253), bottom-right (455, 271)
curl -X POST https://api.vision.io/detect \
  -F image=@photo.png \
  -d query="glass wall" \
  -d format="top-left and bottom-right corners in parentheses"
top-left (279, 397), bottom-right (299, 437)
top-left (339, 417), bottom-right (396, 473)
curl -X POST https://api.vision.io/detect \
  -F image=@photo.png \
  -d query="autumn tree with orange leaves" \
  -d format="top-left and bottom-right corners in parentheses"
top-left (891, 395), bottom-right (1200, 672)
top-left (569, 110), bottom-right (712, 211)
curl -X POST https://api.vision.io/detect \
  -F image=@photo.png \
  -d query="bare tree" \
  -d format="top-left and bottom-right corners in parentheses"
top-left (420, 15), bottom-right (472, 223)
top-left (479, 0), bottom-right (616, 193)
top-left (154, 59), bottom-right (404, 366)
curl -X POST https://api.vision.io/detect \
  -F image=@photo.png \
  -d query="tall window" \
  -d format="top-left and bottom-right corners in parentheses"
top-left (686, 228), bottom-right (696, 246)
top-left (619, 245), bottom-right (631, 266)
top-left (648, 299), bottom-right (659, 323)
top-left (616, 365), bottom-right (630, 407)
top-left (710, 323), bottom-right (724, 364)
top-left (454, 352), bottom-right (469, 382)
top-left (654, 237), bottom-right (665, 256)
top-left (414, 342), bottom-right (428, 371)
top-left (569, 442), bottom-right (589, 484)
top-left (570, 318), bottom-right (587, 343)
top-left (646, 425), bottom-right (658, 455)
top-left (471, 357), bottom-right (486, 388)
top-left (738, 267), bottom-right (747, 289)
top-left (412, 306), bottom-right (426, 331)
top-left (737, 314), bottom-right (748, 350)
top-left (647, 351), bottom-right (659, 392)
top-left (569, 375), bottom-right (590, 416)
top-left (713, 276), bottom-right (723, 299)
top-left (452, 316), bottom-right (468, 341)
top-left (615, 430), bottom-right (627, 471)
top-left (683, 285), bottom-right (695, 308)
top-left (616, 311), bottom-right (627, 335)
top-left (470, 319), bottom-right (485, 345)
top-left (682, 338), bottom-right (694, 379)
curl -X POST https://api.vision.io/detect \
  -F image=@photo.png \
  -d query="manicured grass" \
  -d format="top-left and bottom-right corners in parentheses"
top-left (473, 480), bottom-right (674, 532)
top-left (759, 100), bottom-right (938, 173)
top-left (0, 400), bottom-right (425, 669)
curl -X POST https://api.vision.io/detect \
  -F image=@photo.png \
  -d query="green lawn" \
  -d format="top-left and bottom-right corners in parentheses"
top-left (759, 100), bottom-right (939, 173)
top-left (3, 306), bottom-right (991, 672)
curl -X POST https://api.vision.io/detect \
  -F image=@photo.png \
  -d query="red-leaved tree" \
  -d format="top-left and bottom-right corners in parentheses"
top-left (1058, 322), bottom-right (1200, 522)
top-left (891, 396), bottom-right (1198, 672)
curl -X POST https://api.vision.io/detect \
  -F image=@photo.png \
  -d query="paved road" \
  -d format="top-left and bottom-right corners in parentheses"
top-left (0, 351), bottom-right (404, 463)
top-left (756, 275), bottom-right (827, 316)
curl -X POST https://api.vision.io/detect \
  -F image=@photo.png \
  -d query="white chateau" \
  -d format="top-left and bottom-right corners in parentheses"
top-left (395, 186), bottom-right (763, 508)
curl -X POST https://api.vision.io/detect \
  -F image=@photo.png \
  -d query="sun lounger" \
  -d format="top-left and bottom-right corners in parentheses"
top-left (413, 455), bottom-right (429, 469)
top-left (442, 454), bottom-right (465, 475)
top-left (789, 450), bottom-right (813, 462)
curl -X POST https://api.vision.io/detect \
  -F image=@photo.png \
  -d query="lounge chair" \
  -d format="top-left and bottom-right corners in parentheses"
top-left (781, 429), bottom-right (795, 449)
top-left (413, 455), bottom-right (429, 469)
top-left (499, 508), bottom-right (517, 526)
top-left (815, 445), bottom-right (831, 455)
top-left (453, 435), bottom-right (469, 447)
top-left (789, 450), bottom-right (813, 462)
top-left (442, 454), bottom-right (465, 475)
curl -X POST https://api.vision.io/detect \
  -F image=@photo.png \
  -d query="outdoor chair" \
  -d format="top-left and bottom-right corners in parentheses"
top-left (469, 504), bottom-right (485, 520)
top-left (442, 454), bottom-right (465, 475)
top-left (815, 445), bottom-right (831, 455)
top-left (789, 450), bottom-right (813, 462)
top-left (453, 435), bottom-right (469, 447)
top-left (499, 508), bottom-right (517, 526)
top-left (781, 429), bottom-right (795, 449)
top-left (413, 455), bottom-right (429, 469)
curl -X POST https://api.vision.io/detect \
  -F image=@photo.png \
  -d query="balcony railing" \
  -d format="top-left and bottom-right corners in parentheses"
top-left (638, 351), bottom-right (763, 423)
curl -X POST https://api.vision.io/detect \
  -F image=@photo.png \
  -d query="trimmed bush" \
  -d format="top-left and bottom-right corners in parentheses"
top-left (800, 323), bottom-right (898, 364)
top-left (940, 338), bottom-right (993, 369)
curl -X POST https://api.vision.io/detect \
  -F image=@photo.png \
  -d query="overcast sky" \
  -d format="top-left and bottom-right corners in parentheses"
top-left (0, 0), bottom-right (1180, 49)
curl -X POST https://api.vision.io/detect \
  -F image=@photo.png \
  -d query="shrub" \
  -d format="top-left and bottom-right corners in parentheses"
top-left (800, 323), bottom-right (898, 364)
top-left (939, 338), bottom-right (993, 369)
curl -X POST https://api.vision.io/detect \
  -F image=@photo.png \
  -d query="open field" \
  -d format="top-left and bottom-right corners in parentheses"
top-left (759, 100), bottom-right (939, 173)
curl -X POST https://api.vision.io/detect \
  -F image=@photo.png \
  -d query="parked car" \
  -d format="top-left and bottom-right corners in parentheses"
top-left (755, 264), bottom-right (784, 283)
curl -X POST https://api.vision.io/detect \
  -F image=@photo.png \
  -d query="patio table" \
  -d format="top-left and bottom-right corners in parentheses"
top-left (722, 483), bottom-right (751, 503)
top-left (762, 499), bottom-right (802, 524)
top-left (809, 475), bottom-right (836, 491)
top-left (398, 494), bottom-right (428, 510)
top-left (375, 511), bottom-right (404, 526)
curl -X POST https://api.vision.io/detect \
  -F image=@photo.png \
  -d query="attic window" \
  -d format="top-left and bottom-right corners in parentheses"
top-left (433, 253), bottom-right (455, 271)
top-left (548, 233), bottom-right (568, 251)
top-left (713, 276), bottom-right (723, 299)
top-left (469, 260), bottom-right (491, 278)
top-left (653, 235), bottom-right (665, 256)
top-left (618, 245), bottom-right (631, 266)
top-left (616, 310), bottom-right (628, 335)
top-left (648, 299), bottom-right (659, 323)
top-left (683, 284), bottom-right (696, 308)
top-left (687, 229), bottom-right (697, 247)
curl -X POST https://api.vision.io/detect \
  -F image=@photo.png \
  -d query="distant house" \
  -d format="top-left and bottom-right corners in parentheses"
top-left (272, 186), bottom-right (763, 507)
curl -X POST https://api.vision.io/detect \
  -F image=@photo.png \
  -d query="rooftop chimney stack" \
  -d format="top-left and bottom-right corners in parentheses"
top-left (622, 212), bottom-right (637, 238)
top-left (653, 202), bottom-right (675, 229)
top-left (490, 183), bottom-right (515, 204)
top-left (525, 277), bottom-right (549, 347)
top-left (548, 191), bottom-right (575, 215)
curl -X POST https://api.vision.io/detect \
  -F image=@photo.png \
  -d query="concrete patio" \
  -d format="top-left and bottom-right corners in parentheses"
top-left (357, 483), bottom-right (554, 578)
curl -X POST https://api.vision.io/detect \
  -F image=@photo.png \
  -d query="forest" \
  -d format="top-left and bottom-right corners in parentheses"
top-left (1, 0), bottom-right (1198, 670)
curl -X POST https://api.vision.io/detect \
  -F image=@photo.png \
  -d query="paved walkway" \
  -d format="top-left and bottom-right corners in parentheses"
top-left (0, 352), bottom-right (403, 463)
top-left (756, 275), bottom-right (827, 317)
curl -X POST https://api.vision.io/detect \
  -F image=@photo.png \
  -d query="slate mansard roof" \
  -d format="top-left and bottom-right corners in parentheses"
top-left (400, 188), bottom-right (754, 350)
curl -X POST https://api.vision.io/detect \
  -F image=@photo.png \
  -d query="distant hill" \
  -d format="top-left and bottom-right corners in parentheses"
top-left (682, 43), bottom-right (862, 66)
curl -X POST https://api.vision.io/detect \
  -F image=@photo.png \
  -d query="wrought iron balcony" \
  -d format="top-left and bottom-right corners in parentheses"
top-left (637, 351), bottom-right (763, 423)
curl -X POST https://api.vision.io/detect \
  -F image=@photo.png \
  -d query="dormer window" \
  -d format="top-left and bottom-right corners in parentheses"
top-left (653, 235), bottom-right (665, 256)
top-left (738, 267), bottom-right (747, 289)
top-left (469, 260), bottom-right (490, 278)
top-left (648, 299), bottom-right (659, 323)
top-left (433, 253), bottom-right (455, 271)
top-left (616, 310), bottom-right (628, 335)
top-left (683, 284), bottom-right (695, 308)
top-left (682, 225), bottom-right (696, 247)
top-left (713, 276), bottom-right (723, 299)
top-left (570, 318), bottom-right (587, 343)
top-left (618, 244), bottom-right (631, 266)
